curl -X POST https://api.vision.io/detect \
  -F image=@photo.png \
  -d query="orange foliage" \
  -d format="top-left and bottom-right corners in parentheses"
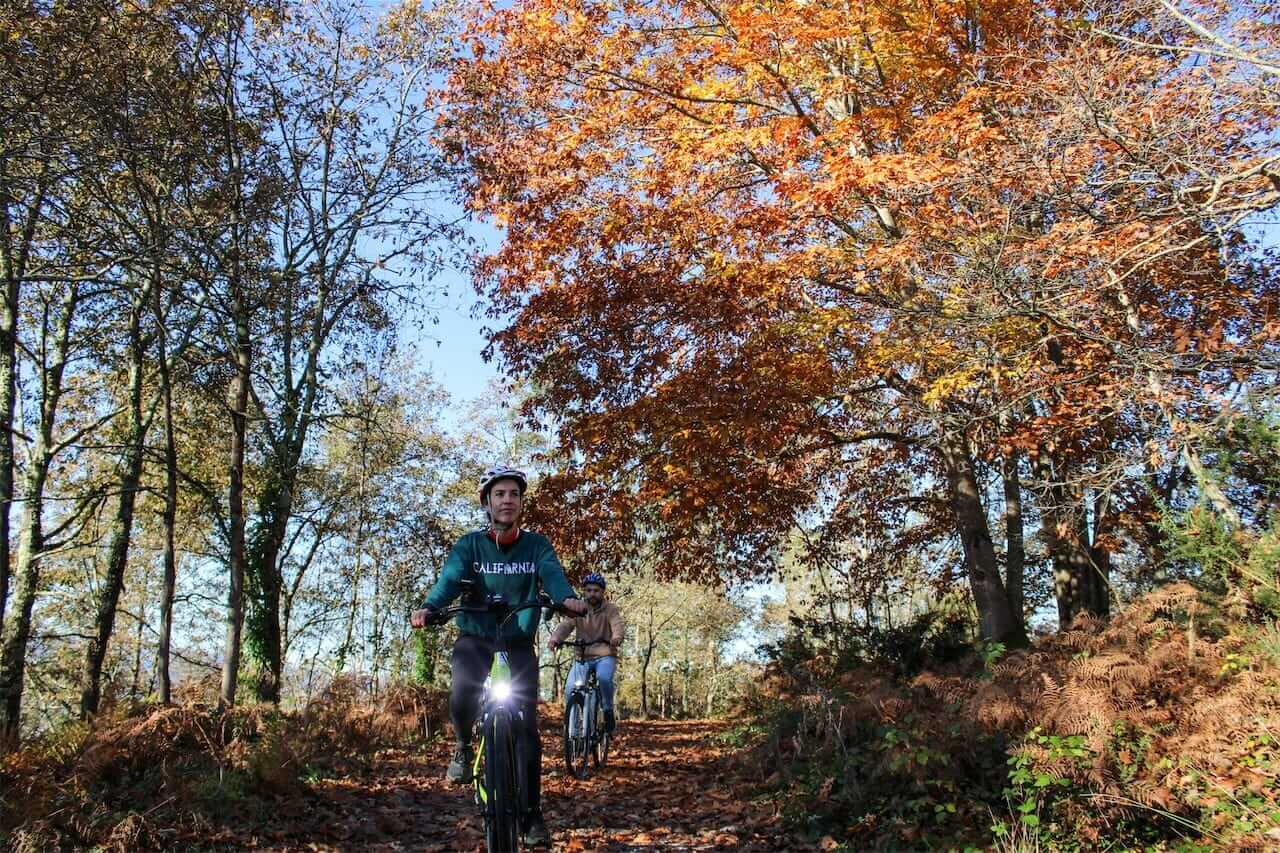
top-left (443, 0), bottom-right (1279, 583)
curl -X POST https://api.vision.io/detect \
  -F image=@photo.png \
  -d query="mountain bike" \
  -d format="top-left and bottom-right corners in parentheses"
top-left (422, 591), bottom-right (562, 852)
top-left (561, 639), bottom-right (612, 779)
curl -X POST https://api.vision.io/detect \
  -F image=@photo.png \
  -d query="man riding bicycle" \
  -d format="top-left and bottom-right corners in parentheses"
top-left (548, 573), bottom-right (624, 734)
top-left (410, 465), bottom-right (587, 847)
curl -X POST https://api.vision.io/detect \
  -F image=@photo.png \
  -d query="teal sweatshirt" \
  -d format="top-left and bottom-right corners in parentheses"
top-left (424, 529), bottom-right (577, 641)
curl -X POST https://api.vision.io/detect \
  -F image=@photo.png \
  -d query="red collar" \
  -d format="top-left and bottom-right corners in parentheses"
top-left (488, 527), bottom-right (521, 547)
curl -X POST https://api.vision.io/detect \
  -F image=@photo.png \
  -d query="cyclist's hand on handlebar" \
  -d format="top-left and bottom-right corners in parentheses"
top-left (548, 637), bottom-right (562, 652)
top-left (562, 597), bottom-right (588, 616)
top-left (410, 606), bottom-right (439, 628)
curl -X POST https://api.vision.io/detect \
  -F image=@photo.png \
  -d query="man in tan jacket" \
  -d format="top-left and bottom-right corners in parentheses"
top-left (548, 573), bottom-right (624, 732)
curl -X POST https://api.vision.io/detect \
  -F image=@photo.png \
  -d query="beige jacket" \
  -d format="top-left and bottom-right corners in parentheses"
top-left (550, 600), bottom-right (624, 659)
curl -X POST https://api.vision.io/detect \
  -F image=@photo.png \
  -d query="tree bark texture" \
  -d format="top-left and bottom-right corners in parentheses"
top-left (0, 283), bottom-right (78, 741)
top-left (220, 319), bottom-right (251, 708)
top-left (1001, 451), bottom-right (1026, 623)
top-left (79, 296), bottom-right (150, 716)
top-left (939, 429), bottom-right (1026, 646)
top-left (1032, 450), bottom-right (1108, 628)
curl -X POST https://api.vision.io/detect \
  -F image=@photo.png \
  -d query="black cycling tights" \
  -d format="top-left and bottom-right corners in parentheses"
top-left (449, 634), bottom-right (542, 813)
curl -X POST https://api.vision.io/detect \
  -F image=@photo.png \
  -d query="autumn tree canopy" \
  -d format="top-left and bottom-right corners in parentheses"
top-left (445, 0), bottom-right (1279, 640)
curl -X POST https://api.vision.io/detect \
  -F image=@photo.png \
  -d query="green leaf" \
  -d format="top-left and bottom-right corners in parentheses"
top-left (1020, 814), bottom-right (1041, 827)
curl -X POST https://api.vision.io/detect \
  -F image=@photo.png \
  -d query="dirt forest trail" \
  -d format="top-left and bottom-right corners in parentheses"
top-left (223, 717), bottom-right (808, 852)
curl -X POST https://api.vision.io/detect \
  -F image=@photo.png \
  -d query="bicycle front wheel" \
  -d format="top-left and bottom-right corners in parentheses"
top-left (563, 692), bottom-right (590, 779)
top-left (483, 708), bottom-right (522, 852)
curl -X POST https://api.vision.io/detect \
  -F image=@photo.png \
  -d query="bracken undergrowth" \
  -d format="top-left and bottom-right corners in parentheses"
top-left (0, 678), bottom-right (448, 852)
top-left (740, 582), bottom-right (1280, 851)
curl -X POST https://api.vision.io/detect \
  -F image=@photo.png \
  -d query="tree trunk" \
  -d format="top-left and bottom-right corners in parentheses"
top-left (336, 430), bottom-right (369, 674)
top-left (246, 478), bottom-right (288, 703)
top-left (0, 268), bottom-right (15, 641)
top-left (80, 296), bottom-right (150, 717)
top-left (1002, 451), bottom-right (1026, 622)
top-left (0, 283), bottom-right (78, 742)
top-left (244, 269), bottom-right (330, 703)
top-left (215, 9), bottom-right (253, 711)
top-left (372, 548), bottom-right (384, 696)
top-left (0, 282), bottom-right (14, 642)
top-left (810, 557), bottom-right (842, 652)
top-left (640, 635), bottom-right (654, 718)
top-left (220, 317), bottom-right (251, 709)
top-left (939, 429), bottom-right (1026, 646)
top-left (0, 465), bottom-right (50, 743)
top-left (1032, 450), bottom-right (1104, 628)
top-left (412, 629), bottom-right (438, 686)
top-left (1089, 490), bottom-right (1113, 619)
top-left (0, 171), bottom-right (46, 644)
top-left (130, 558), bottom-right (151, 699)
top-left (704, 642), bottom-right (720, 717)
top-left (155, 284), bottom-right (179, 705)
top-left (679, 622), bottom-right (689, 717)
top-left (550, 646), bottom-right (562, 702)
top-left (1113, 282), bottom-right (1242, 531)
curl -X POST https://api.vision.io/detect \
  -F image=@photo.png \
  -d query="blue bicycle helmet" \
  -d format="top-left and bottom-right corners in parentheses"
top-left (582, 573), bottom-right (606, 589)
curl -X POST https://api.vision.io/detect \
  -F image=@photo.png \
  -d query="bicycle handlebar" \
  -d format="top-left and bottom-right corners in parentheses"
top-left (419, 593), bottom-right (564, 628)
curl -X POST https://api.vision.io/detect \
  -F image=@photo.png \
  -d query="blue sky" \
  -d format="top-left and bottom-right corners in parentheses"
top-left (399, 215), bottom-right (505, 419)
top-left (412, 267), bottom-right (499, 401)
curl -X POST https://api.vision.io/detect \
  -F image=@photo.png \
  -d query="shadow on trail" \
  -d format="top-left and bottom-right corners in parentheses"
top-left (542, 717), bottom-right (806, 852)
top-left (244, 715), bottom-right (804, 851)
top-left (242, 740), bottom-right (484, 852)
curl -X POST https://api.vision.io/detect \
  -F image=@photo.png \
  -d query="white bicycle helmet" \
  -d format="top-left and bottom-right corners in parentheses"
top-left (478, 465), bottom-right (528, 505)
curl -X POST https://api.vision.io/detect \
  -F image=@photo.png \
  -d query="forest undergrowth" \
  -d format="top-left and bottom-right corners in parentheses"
top-left (739, 582), bottom-right (1280, 851)
top-left (1, 690), bottom-right (797, 852)
top-left (4, 589), bottom-right (1279, 851)
top-left (0, 679), bottom-right (449, 851)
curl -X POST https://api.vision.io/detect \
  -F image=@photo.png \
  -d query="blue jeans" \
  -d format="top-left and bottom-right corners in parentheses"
top-left (565, 656), bottom-right (616, 711)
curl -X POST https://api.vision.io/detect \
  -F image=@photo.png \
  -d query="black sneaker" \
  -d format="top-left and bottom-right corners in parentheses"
top-left (446, 742), bottom-right (473, 784)
top-left (604, 709), bottom-right (616, 734)
top-left (522, 812), bottom-right (551, 846)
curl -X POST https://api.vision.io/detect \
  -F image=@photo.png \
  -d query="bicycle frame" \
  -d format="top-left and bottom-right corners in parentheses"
top-left (425, 593), bottom-right (560, 851)
top-left (562, 642), bottom-right (611, 777)
top-left (473, 651), bottom-right (518, 805)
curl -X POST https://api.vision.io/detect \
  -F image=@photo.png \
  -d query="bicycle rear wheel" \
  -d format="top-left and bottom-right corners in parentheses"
top-left (563, 692), bottom-right (590, 779)
top-left (483, 709), bottom-right (522, 852)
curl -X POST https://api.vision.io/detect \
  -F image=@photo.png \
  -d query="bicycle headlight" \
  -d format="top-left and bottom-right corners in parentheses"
top-left (492, 681), bottom-right (513, 701)
top-left (574, 680), bottom-right (585, 687)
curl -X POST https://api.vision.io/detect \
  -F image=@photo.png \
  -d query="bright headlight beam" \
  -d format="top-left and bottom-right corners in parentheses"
top-left (492, 681), bottom-right (512, 701)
